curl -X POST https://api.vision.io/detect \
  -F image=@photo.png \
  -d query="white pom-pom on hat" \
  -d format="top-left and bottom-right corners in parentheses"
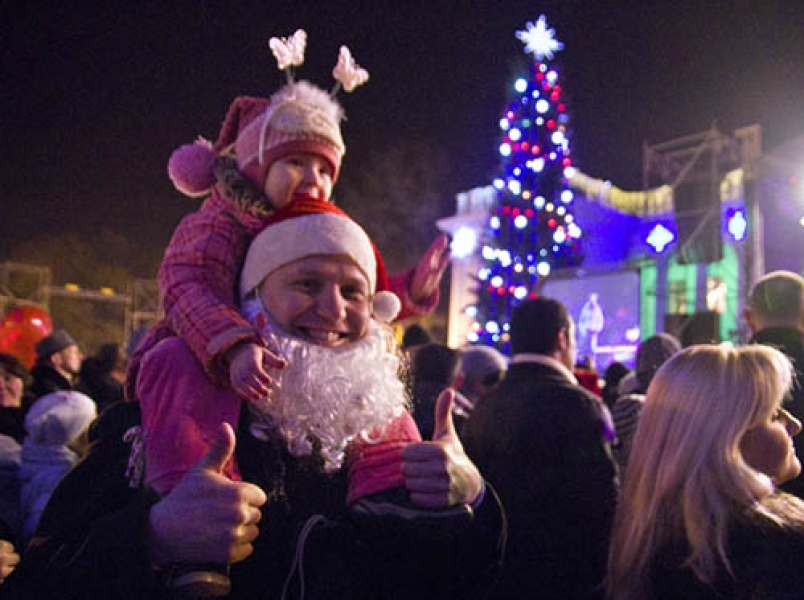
top-left (372, 291), bottom-right (401, 323)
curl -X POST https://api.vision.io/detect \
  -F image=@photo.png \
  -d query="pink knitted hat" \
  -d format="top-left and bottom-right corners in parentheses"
top-left (167, 30), bottom-right (368, 199)
top-left (167, 85), bottom-right (344, 198)
top-left (236, 81), bottom-right (345, 189)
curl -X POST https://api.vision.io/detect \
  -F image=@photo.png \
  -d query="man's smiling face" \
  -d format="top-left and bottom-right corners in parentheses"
top-left (257, 254), bottom-right (371, 348)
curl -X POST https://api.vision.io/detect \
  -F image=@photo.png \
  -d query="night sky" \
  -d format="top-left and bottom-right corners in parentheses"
top-left (3, 1), bottom-right (803, 267)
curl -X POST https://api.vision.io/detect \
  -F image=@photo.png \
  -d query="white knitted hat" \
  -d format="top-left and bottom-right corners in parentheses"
top-left (25, 391), bottom-right (97, 446)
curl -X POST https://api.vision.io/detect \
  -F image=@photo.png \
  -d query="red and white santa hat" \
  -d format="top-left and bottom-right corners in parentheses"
top-left (167, 81), bottom-right (345, 198)
top-left (239, 197), bottom-right (400, 323)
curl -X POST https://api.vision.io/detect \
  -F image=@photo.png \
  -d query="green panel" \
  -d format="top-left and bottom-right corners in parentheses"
top-left (639, 262), bottom-right (657, 337)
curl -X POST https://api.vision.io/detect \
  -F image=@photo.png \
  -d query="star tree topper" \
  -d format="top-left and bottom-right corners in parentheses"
top-left (516, 15), bottom-right (563, 60)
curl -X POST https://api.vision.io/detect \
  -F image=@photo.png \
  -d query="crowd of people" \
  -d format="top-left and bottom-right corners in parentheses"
top-left (3, 267), bottom-right (803, 598)
top-left (0, 330), bottom-right (127, 587)
top-left (2, 28), bottom-right (804, 599)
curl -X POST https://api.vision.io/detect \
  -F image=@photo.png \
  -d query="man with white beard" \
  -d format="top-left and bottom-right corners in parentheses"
top-left (1, 198), bottom-right (503, 600)
top-left (138, 197), bottom-right (471, 525)
top-left (137, 199), bottom-right (494, 593)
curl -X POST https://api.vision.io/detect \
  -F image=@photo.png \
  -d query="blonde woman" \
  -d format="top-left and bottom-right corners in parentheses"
top-left (607, 344), bottom-right (804, 599)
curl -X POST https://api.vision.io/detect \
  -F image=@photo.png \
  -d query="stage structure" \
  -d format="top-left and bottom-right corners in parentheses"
top-left (440, 125), bottom-right (764, 369)
top-left (0, 261), bottom-right (160, 352)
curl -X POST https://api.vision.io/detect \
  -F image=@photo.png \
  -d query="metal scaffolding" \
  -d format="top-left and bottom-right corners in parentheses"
top-left (0, 261), bottom-right (161, 346)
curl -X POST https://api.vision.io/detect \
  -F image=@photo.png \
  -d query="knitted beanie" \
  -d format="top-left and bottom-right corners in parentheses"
top-left (24, 391), bottom-right (97, 446)
top-left (34, 329), bottom-right (77, 360)
top-left (460, 345), bottom-right (508, 383)
top-left (239, 197), bottom-right (400, 323)
top-left (168, 82), bottom-right (344, 198)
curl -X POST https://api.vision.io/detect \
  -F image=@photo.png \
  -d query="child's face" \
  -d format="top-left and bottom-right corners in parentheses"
top-left (264, 153), bottom-right (334, 210)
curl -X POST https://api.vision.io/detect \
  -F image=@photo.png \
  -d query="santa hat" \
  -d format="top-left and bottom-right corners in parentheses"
top-left (25, 391), bottom-right (97, 446)
top-left (167, 82), bottom-right (345, 198)
top-left (240, 197), bottom-right (400, 323)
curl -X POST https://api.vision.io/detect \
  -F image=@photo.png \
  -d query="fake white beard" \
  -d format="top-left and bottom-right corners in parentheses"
top-left (241, 296), bottom-right (410, 472)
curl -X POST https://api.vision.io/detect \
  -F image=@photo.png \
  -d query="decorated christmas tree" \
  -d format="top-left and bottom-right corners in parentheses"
top-left (469, 15), bottom-right (584, 352)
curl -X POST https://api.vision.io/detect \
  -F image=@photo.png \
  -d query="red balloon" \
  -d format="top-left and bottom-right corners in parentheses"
top-left (0, 306), bottom-right (53, 368)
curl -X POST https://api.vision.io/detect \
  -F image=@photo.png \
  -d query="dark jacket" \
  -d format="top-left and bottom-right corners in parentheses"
top-left (463, 360), bottom-right (619, 599)
top-left (648, 504), bottom-right (804, 599)
top-left (751, 327), bottom-right (804, 498)
top-left (77, 357), bottom-right (124, 413)
top-left (3, 402), bottom-right (505, 599)
top-left (29, 363), bottom-right (74, 400)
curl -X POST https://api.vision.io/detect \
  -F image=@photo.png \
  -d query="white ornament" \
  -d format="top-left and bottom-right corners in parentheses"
top-left (516, 15), bottom-right (564, 60)
top-left (269, 29), bottom-right (307, 71)
top-left (332, 46), bottom-right (370, 92)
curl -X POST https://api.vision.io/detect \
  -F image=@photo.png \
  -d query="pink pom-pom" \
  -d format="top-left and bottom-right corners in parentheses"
top-left (167, 139), bottom-right (216, 197)
top-left (372, 291), bottom-right (401, 324)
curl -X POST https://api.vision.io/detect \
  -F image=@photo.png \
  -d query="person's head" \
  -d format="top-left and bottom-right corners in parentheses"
top-left (510, 297), bottom-right (576, 369)
top-left (458, 345), bottom-right (507, 402)
top-left (34, 330), bottom-right (81, 379)
top-left (95, 343), bottom-right (125, 372)
top-left (638, 343), bottom-right (800, 489)
top-left (93, 342), bottom-right (127, 385)
top-left (413, 343), bottom-right (462, 389)
top-left (609, 343), bottom-right (801, 596)
top-left (401, 323), bottom-right (434, 364)
top-left (601, 361), bottom-right (630, 406)
top-left (24, 390), bottom-right (96, 449)
top-left (240, 197), bottom-right (400, 346)
top-left (402, 324), bottom-right (433, 351)
top-left (238, 197), bottom-right (406, 470)
top-left (0, 353), bottom-right (31, 408)
top-left (167, 82), bottom-right (345, 210)
top-left (744, 270), bottom-right (804, 334)
top-left (634, 332), bottom-right (681, 391)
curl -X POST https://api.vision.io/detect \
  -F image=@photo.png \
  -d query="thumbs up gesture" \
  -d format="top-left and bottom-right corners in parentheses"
top-left (401, 389), bottom-right (483, 508)
top-left (148, 423), bottom-right (267, 567)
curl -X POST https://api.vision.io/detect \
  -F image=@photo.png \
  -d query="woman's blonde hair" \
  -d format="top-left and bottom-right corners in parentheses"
top-left (606, 343), bottom-right (796, 599)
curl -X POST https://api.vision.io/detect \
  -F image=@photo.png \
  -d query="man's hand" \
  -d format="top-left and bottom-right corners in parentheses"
top-left (0, 539), bottom-right (19, 586)
top-left (408, 234), bottom-right (451, 304)
top-left (148, 423), bottom-right (267, 567)
top-left (228, 343), bottom-right (285, 401)
top-left (401, 389), bottom-right (483, 508)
